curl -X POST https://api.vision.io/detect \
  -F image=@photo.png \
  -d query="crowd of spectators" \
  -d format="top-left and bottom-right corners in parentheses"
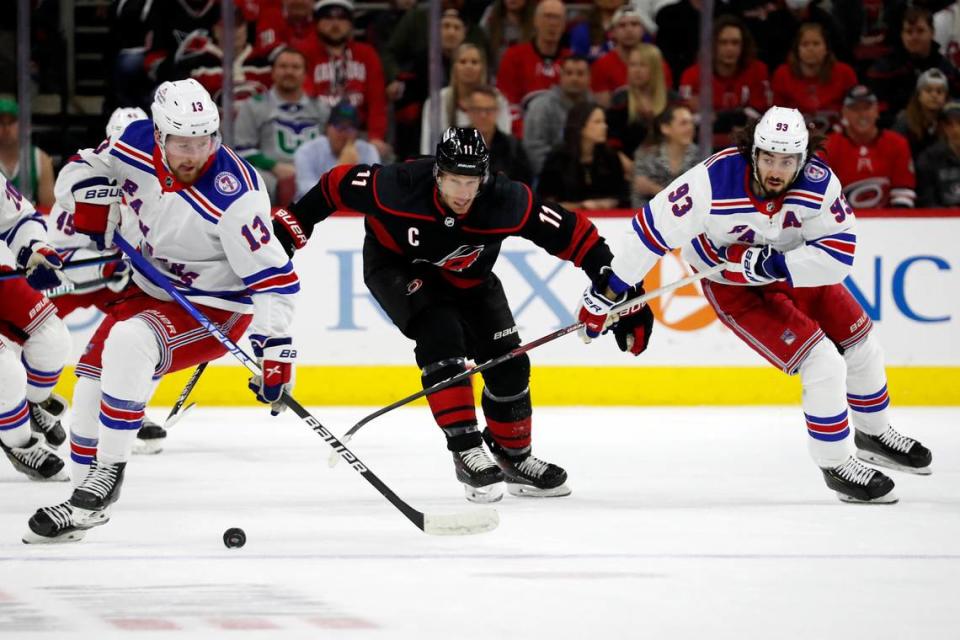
top-left (6, 0), bottom-right (960, 210)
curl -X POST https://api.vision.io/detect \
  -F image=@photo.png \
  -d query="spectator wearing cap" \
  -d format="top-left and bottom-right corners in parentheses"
top-left (308, 0), bottom-right (390, 158)
top-left (867, 6), bottom-right (960, 126)
top-left (820, 85), bottom-right (916, 210)
top-left (255, 0), bottom-right (321, 61)
top-left (917, 101), bottom-right (960, 207)
top-left (293, 100), bottom-right (381, 199)
top-left (893, 68), bottom-right (951, 162)
top-left (770, 22), bottom-right (858, 130)
top-left (174, 4), bottom-right (273, 103)
top-left (590, 7), bottom-right (672, 109)
top-left (419, 43), bottom-right (511, 155)
top-left (497, 0), bottom-right (571, 138)
top-left (0, 99), bottom-right (54, 208)
top-left (567, 0), bottom-right (626, 62)
top-left (679, 15), bottom-right (770, 147)
top-left (234, 48), bottom-right (330, 206)
top-left (523, 55), bottom-right (593, 175)
top-left (467, 86), bottom-right (533, 184)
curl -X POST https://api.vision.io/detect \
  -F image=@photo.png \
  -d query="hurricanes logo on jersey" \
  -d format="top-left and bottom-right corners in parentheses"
top-left (427, 245), bottom-right (484, 272)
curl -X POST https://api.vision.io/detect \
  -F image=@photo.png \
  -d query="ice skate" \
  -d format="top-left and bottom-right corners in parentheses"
top-left (28, 393), bottom-right (67, 447)
top-left (452, 445), bottom-right (505, 503)
top-left (23, 501), bottom-right (90, 544)
top-left (821, 456), bottom-right (897, 504)
top-left (70, 458), bottom-right (126, 527)
top-left (1, 435), bottom-right (68, 481)
top-left (483, 428), bottom-right (571, 497)
top-left (132, 418), bottom-right (167, 455)
top-left (855, 426), bottom-right (932, 475)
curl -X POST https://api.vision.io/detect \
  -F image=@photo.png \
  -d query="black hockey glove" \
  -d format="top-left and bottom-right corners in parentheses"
top-left (608, 285), bottom-right (655, 356)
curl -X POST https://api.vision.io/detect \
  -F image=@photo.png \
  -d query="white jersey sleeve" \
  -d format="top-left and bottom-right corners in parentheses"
top-left (610, 163), bottom-right (712, 285)
top-left (53, 141), bottom-right (124, 217)
top-left (0, 174), bottom-right (46, 261)
top-left (782, 174), bottom-right (856, 287)
top-left (217, 190), bottom-right (299, 338)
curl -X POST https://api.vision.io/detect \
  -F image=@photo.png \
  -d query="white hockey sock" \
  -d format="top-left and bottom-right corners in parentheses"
top-left (97, 318), bottom-right (160, 465)
top-left (0, 347), bottom-right (31, 448)
top-left (843, 333), bottom-right (889, 436)
top-left (799, 339), bottom-right (850, 468)
top-left (21, 315), bottom-right (70, 404)
top-left (69, 377), bottom-right (102, 488)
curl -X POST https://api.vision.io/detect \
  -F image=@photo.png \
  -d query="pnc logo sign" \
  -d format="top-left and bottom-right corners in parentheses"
top-left (644, 251), bottom-right (717, 332)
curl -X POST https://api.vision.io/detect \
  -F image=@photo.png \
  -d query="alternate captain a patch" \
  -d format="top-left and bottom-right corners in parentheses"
top-left (214, 171), bottom-right (241, 196)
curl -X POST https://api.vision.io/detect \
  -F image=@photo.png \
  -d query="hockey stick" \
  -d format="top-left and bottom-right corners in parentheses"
top-left (0, 254), bottom-right (120, 281)
top-left (44, 275), bottom-right (114, 298)
top-left (329, 263), bottom-right (727, 467)
top-left (113, 235), bottom-right (497, 536)
top-left (163, 362), bottom-right (207, 429)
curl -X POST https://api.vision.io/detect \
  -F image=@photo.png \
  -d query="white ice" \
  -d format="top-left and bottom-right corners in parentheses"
top-left (1, 406), bottom-right (958, 639)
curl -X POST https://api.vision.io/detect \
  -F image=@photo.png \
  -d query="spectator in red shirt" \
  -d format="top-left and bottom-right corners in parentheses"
top-left (771, 22), bottom-right (858, 132)
top-left (254, 0), bottom-right (320, 60)
top-left (679, 15), bottom-right (770, 146)
top-left (820, 85), bottom-right (916, 209)
top-left (308, 0), bottom-right (389, 157)
top-left (591, 6), bottom-right (672, 108)
top-left (497, 0), bottom-right (570, 137)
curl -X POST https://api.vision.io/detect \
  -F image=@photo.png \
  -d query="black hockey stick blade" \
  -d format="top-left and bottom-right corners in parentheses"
top-left (164, 362), bottom-right (208, 429)
top-left (0, 254), bottom-right (121, 281)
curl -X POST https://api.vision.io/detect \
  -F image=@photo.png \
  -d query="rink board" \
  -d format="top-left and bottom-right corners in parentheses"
top-left (52, 213), bottom-right (959, 406)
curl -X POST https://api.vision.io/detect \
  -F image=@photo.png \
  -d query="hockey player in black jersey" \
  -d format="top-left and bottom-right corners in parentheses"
top-left (273, 127), bottom-right (654, 502)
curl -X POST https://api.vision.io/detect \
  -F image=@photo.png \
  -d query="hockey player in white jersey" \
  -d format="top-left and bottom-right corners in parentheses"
top-left (25, 79), bottom-right (300, 543)
top-left (46, 106), bottom-right (173, 455)
top-left (0, 174), bottom-right (73, 481)
top-left (577, 106), bottom-right (931, 504)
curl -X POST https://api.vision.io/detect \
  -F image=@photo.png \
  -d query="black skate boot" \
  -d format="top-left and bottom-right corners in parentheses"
top-left (23, 501), bottom-right (88, 544)
top-left (821, 456), bottom-right (897, 504)
top-left (482, 428), bottom-right (571, 498)
top-left (132, 418), bottom-right (167, 455)
top-left (69, 458), bottom-right (126, 528)
top-left (1, 436), bottom-right (68, 481)
top-left (855, 426), bottom-right (932, 475)
top-left (452, 445), bottom-right (505, 503)
top-left (28, 394), bottom-right (67, 448)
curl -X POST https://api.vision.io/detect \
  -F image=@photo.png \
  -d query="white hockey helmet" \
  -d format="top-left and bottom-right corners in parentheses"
top-left (105, 107), bottom-right (148, 138)
top-left (151, 79), bottom-right (221, 157)
top-left (752, 106), bottom-right (809, 169)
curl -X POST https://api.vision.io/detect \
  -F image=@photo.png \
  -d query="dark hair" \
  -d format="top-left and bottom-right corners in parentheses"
top-left (272, 47), bottom-right (308, 67)
top-left (713, 14), bottom-right (756, 74)
top-left (651, 103), bottom-right (692, 145)
top-left (486, 0), bottom-right (535, 64)
top-left (562, 101), bottom-right (603, 158)
top-left (903, 7), bottom-right (933, 29)
top-left (469, 84), bottom-right (499, 102)
top-left (733, 116), bottom-right (825, 164)
top-left (561, 53), bottom-right (591, 68)
top-left (787, 22), bottom-right (835, 84)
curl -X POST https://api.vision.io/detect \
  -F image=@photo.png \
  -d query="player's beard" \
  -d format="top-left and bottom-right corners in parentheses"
top-left (319, 31), bottom-right (349, 47)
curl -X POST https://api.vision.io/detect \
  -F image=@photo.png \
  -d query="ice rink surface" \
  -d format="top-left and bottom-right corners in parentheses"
top-left (0, 405), bottom-right (957, 639)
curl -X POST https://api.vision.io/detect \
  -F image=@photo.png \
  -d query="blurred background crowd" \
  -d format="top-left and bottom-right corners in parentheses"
top-left (3, 0), bottom-right (960, 213)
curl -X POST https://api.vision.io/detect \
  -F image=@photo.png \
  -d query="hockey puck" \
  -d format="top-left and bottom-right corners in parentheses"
top-left (223, 527), bottom-right (246, 549)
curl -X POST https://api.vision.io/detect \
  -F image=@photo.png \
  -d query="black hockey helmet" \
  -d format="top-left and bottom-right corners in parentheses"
top-left (434, 127), bottom-right (489, 179)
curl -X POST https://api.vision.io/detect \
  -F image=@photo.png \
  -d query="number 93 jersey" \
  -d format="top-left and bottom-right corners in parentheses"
top-left (611, 147), bottom-right (856, 288)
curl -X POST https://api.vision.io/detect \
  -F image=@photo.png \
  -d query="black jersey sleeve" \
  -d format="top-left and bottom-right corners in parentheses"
top-left (518, 196), bottom-right (614, 284)
top-left (272, 163), bottom-right (380, 256)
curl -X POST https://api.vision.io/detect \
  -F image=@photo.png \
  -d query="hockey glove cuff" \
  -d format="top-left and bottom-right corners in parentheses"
top-left (248, 334), bottom-right (296, 416)
top-left (16, 241), bottom-right (64, 291)
top-left (722, 244), bottom-right (789, 284)
top-left (74, 202), bottom-right (121, 251)
top-left (272, 208), bottom-right (308, 258)
top-left (609, 286), bottom-right (655, 356)
top-left (577, 268), bottom-right (631, 343)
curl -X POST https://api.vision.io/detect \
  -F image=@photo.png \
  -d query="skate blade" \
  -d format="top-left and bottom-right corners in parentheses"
top-left (71, 506), bottom-right (112, 528)
top-left (856, 451), bottom-right (932, 476)
top-left (836, 490), bottom-right (899, 504)
top-left (463, 481), bottom-right (505, 504)
top-left (506, 482), bottom-right (572, 498)
top-left (15, 466), bottom-right (69, 483)
top-left (22, 528), bottom-right (86, 544)
top-left (132, 438), bottom-right (165, 455)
